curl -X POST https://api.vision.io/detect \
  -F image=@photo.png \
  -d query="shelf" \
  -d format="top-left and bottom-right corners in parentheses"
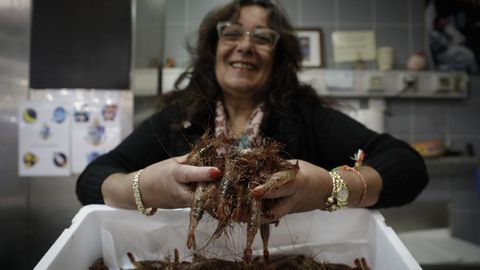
top-left (156, 68), bottom-right (469, 99)
top-left (315, 91), bottom-right (467, 99)
top-left (298, 69), bottom-right (469, 99)
top-left (424, 156), bottom-right (478, 166)
top-left (424, 156), bottom-right (479, 176)
top-left (399, 228), bottom-right (480, 266)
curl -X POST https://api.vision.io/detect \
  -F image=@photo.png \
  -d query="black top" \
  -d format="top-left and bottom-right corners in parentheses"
top-left (76, 96), bottom-right (429, 209)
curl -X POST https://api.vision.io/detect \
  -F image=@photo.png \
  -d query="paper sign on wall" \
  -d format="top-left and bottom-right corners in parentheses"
top-left (71, 97), bottom-right (121, 174)
top-left (18, 102), bottom-right (71, 176)
top-left (332, 31), bottom-right (376, 63)
top-left (325, 70), bottom-right (354, 90)
top-left (19, 90), bottom-right (132, 177)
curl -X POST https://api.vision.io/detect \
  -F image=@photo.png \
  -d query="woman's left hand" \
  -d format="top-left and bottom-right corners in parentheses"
top-left (252, 159), bottom-right (332, 222)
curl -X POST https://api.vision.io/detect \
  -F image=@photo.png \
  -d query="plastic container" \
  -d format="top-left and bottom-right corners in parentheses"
top-left (35, 205), bottom-right (420, 270)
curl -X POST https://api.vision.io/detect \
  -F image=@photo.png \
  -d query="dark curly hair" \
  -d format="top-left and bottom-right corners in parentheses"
top-left (161, 0), bottom-right (320, 127)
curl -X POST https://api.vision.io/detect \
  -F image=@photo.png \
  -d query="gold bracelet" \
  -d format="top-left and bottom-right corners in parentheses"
top-left (343, 166), bottom-right (367, 206)
top-left (132, 169), bottom-right (157, 216)
top-left (325, 171), bottom-right (349, 212)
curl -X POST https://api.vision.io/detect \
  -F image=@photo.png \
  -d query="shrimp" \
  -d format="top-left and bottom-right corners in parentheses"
top-left (184, 132), bottom-right (299, 263)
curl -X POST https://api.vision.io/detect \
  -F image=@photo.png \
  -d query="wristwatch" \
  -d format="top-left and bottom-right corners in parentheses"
top-left (325, 171), bottom-right (349, 212)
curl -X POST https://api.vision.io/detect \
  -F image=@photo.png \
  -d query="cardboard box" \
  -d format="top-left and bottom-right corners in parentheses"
top-left (35, 205), bottom-right (420, 270)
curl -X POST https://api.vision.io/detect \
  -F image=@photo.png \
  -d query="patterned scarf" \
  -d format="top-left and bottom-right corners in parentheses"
top-left (215, 101), bottom-right (264, 149)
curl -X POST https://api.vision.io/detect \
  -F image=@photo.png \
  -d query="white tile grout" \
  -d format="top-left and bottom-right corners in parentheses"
top-left (371, 0), bottom-right (376, 30)
top-left (297, 0), bottom-right (302, 27)
top-left (184, 0), bottom-right (189, 35)
top-left (407, 0), bottom-right (413, 54)
top-left (409, 100), bottom-right (416, 142)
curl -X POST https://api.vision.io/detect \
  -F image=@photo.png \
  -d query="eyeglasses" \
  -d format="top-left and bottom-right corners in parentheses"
top-left (216, 21), bottom-right (280, 51)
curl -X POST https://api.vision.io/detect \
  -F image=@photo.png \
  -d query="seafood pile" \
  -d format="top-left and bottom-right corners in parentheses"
top-left (89, 133), bottom-right (374, 270)
top-left (185, 132), bottom-right (299, 263)
top-left (90, 251), bottom-right (371, 270)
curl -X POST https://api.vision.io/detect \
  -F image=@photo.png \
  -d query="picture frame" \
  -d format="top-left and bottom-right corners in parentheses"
top-left (295, 28), bottom-right (324, 68)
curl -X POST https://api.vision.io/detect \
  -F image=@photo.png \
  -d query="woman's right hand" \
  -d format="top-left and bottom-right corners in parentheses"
top-left (101, 154), bottom-right (223, 210)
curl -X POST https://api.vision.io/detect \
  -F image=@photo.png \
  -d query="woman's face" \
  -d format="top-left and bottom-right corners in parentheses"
top-left (215, 5), bottom-right (274, 100)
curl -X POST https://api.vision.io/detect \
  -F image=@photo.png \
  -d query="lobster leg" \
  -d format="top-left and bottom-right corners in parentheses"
top-left (232, 184), bottom-right (247, 222)
top-left (244, 197), bottom-right (261, 263)
top-left (260, 223), bottom-right (270, 262)
top-left (187, 182), bottom-right (212, 249)
top-left (216, 157), bottom-right (235, 225)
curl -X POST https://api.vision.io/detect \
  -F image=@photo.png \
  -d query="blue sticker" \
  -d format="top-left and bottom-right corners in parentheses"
top-left (74, 104), bottom-right (90, 122)
top-left (23, 108), bottom-right (37, 124)
top-left (102, 104), bottom-right (118, 121)
top-left (53, 152), bottom-right (67, 167)
top-left (53, 107), bottom-right (66, 123)
top-left (74, 111), bottom-right (90, 122)
top-left (23, 152), bottom-right (38, 167)
top-left (86, 119), bottom-right (106, 146)
top-left (87, 151), bottom-right (101, 163)
top-left (40, 123), bottom-right (51, 140)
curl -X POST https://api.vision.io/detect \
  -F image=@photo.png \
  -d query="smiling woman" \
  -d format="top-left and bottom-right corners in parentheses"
top-left (215, 5), bottom-right (275, 120)
top-left (76, 0), bottom-right (428, 264)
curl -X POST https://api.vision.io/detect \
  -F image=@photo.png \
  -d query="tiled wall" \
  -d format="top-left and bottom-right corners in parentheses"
top-left (155, 0), bottom-right (480, 244)
top-left (135, 0), bottom-right (165, 67)
top-left (162, 0), bottom-right (426, 69)
top-left (160, 0), bottom-right (480, 155)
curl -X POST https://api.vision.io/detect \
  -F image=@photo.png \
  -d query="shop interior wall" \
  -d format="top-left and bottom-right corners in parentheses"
top-left (157, 0), bottom-right (480, 244)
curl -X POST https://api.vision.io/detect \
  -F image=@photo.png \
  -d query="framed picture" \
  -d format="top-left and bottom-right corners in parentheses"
top-left (295, 28), bottom-right (324, 68)
top-left (425, 0), bottom-right (480, 73)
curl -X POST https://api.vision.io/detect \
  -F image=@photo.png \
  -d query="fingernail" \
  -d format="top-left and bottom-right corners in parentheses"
top-left (263, 211), bottom-right (275, 220)
top-left (251, 187), bottom-right (265, 199)
top-left (209, 168), bottom-right (222, 179)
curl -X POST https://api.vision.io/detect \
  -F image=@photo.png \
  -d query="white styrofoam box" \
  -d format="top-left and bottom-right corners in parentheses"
top-left (35, 205), bottom-right (421, 270)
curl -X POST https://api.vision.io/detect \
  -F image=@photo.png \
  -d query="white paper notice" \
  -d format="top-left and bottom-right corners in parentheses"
top-left (18, 101), bottom-right (71, 176)
top-left (19, 90), bottom-right (131, 177)
top-left (71, 94), bottom-right (122, 174)
top-left (325, 70), bottom-right (354, 90)
top-left (332, 31), bottom-right (376, 63)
